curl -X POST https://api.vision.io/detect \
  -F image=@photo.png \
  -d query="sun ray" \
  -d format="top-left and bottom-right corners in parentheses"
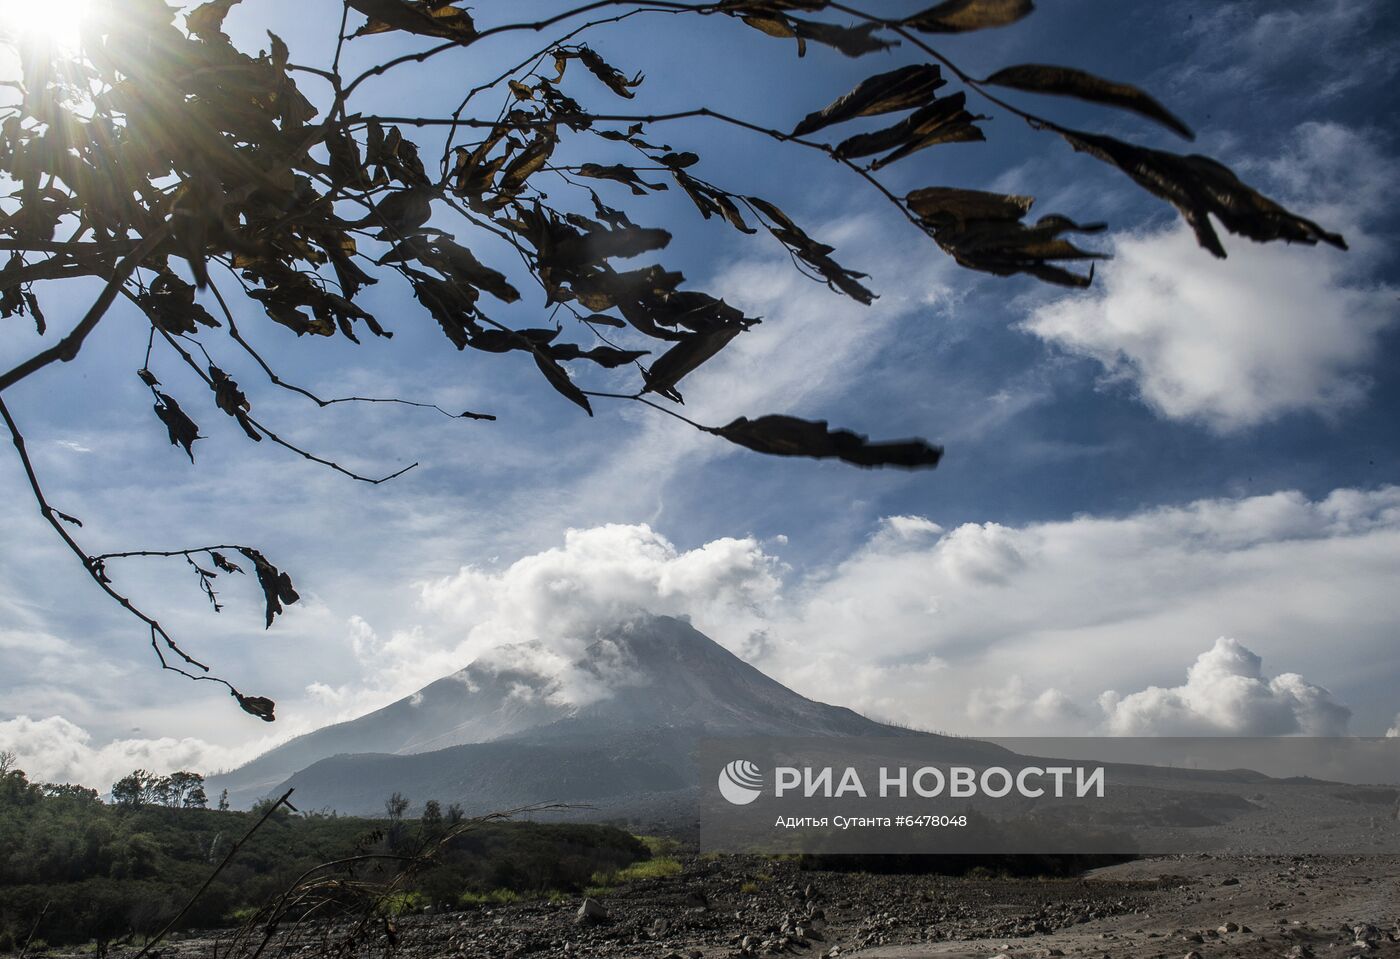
top-left (0, 0), bottom-right (93, 51)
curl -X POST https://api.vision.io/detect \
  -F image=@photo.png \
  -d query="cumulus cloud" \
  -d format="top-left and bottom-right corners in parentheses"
top-left (341, 524), bottom-right (784, 707)
top-left (1098, 637), bottom-right (1351, 735)
top-left (367, 485), bottom-right (1397, 738)
top-left (1024, 123), bottom-right (1398, 431)
top-left (0, 715), bottom-right (281, 791)
top-left (752, 486), bottom-right (1400, 734)
top-left (1388, 715), bottom-right (1400, 738)
top-left (967, 677), bottom-right (1084, 731)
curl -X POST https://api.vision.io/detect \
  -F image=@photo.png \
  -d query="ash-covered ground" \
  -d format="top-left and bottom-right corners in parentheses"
top-left (137, 854), bottom-right (1399, 959)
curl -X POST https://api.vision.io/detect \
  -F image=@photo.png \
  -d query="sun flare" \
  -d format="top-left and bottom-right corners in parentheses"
top-left (0, 0), bottom-right (92, 50)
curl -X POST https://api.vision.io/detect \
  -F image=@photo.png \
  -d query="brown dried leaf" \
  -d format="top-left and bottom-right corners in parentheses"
top-left (1058, 128), bottom-right (1346, 257)
top-left (713, 415), bottom-right (943, 469)
top-left (985, 63), bottom-right (1192, 140)
top-left (793, 64), bottom-right (946, 137)
top-left (905, 0), bottom-right (1034, 33)
top-left (237, 547), bottom-right (300, 628)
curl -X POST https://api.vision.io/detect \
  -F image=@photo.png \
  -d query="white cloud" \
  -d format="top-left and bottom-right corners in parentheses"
top-left (356, 485), bottom-right (1398, 738)
top-left (1024, 123), bottom-right (1398, 431)
top-left (967, 676), bottom-right (1084, 730)
top-left (347, 523), bottom-right (785, 707)
top-left (7, 484), bottom-right (1399, 787)
top-left (751, 486), bottom-right (1400, 734)
top-left (1098, 637), bottom-right (1351, 736)
top-left (1176, 0), bottom-right (1398, 102)
top-left (0, 715), bottom-right (281, 792)
top-left (1387, 715), bottom-right (1400, 738)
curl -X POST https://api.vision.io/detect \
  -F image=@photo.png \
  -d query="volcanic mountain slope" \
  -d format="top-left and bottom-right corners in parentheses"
top-left (209, 615), bottom-right (995, 814)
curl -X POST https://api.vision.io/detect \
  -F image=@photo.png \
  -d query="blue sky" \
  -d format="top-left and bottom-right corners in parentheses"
top-left (1, 0), bottom-right (1398, 787)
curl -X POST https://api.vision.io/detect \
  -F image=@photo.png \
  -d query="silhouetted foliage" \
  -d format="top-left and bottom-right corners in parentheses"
top-left (0, 0), bottom-right (1346, 715)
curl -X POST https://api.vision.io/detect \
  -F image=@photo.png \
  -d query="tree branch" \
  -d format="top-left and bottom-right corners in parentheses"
top-left (0, 229), bottom-right (169, 394)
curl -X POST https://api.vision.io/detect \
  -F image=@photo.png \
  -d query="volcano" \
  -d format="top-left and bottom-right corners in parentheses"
top-left (207, 615), bottom-right (997, 816)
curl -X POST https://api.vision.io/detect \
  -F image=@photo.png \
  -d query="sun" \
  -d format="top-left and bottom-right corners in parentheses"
top-left (0, 0), bottom-right (92, 51)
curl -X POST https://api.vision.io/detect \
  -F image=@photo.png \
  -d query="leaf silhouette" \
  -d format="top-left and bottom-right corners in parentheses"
top-left (347, 0), bottom-right (476, 41)
top-left (576, 163), bottom-right (667, 195)
top-left (748, 197), bottom-right (874, 302)
top-left (237, 547), bottom-right (300, 628)
top-left (793, 64), bottom-right (946, 137)
top-left (186, 0), bottom-right (242, 43)
top-left (732, 10), bottom-right (896, 58)
top-left (153, 393), bottom-right (203, 462)
top-left (533, 353), bottom-right (593, 415)
top-left (907, 186), bottom-right (1106, 287)
top-left (834, 92), bottom-right (985, 168)
top-left (713, 415), bottom-right (943, 469)
top-left (566, 47), bottom-right (643, 98)
top-left (985, 64), bottom-right (1193, 140)
top-left (233, 691), bottom-right (276, 722)
top-left (209, 366), bottom-right (262, 442)
top-left (1058, 128), bottom-right (1347, 257)
top-left (643, 326), bottom-right (744, 399)
top-left (905, 0), bottom-right (1035, 33)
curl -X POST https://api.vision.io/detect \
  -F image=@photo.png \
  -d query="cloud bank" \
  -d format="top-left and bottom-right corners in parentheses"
top-left (0, 715), bottom-right (281, 793)
top-left (5, 485), bottom-right (1397, 788)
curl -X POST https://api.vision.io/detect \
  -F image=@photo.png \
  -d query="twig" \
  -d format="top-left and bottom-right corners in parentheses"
top-left (17, 900), bottom-right (49, 959)
top-left (0, 229), bottom-right (169, 393)
top-left (0, 397), bottom-right (226, 683)
top-left (132, 789), bottom-right (297, 959)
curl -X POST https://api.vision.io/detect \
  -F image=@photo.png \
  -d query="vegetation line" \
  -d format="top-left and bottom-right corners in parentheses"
top-left (131, 789), bottom-right (297, 959)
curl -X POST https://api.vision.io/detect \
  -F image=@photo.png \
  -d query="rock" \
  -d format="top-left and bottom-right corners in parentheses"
top-left (1220, 877), bottom-right (1240, 886)
top-left (1218, 922), bottom-right (1240, 934)
top-left (574, 898), bottom-right (608, 924)
top-left (1184, 952), bottom-right (1203, 959)
top-left (683, 890), bottom-right (709, 911)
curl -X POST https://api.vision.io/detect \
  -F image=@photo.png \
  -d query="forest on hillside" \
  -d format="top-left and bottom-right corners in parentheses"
top-left (0, 758), bottom-right (650, 950)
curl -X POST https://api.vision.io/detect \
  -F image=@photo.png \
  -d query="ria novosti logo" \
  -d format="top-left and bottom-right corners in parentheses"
top-left (718, 759), bottom-right (764, 805)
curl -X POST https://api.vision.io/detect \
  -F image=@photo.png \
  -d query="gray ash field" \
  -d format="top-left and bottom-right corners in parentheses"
top-left (137, 854), bottom-right (1399, 959)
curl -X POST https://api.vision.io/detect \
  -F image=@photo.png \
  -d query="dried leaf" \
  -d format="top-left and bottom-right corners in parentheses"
top-left (792, 18), bottom-right (896, 57)
top-left (209, 365), bottom-right (261, 442)
top-left (533, 353), bottom-right (593, 415)
top-left (748, 197), bottom-right (874, 303)
top-left (153, 392), bottom-right (202, 462)
top-left (186, 0), bottom-right (241, 43)
top-left (233, 690), bottom-right (276, 722)
top-left (834, 92), bottom-right (984, 167)
top-left (907, 186), bottom-right (1106, 287)
top-left (1058, 128), bottom-right (1347, 257)
top-left (237, 547), bottom-right (300, 628)
top-left (905, 0), bottom-right (1034, 33)
top-left (576, 163), bottom-right (666, 195)
top-left (211, 551), bottom-right (243, 574)
top-left (643, 326), bottom-right (743, 398)
top-left (793, 64), bottom-right (945, 137)
top-left (985, 63), bottom-right (1193, 140)
top-left (713, 415), bottom-right (943, 469)
top-left (347, 0), bottom-right (476, 41)
top-left (572, 47), bottom-right (643, 98)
